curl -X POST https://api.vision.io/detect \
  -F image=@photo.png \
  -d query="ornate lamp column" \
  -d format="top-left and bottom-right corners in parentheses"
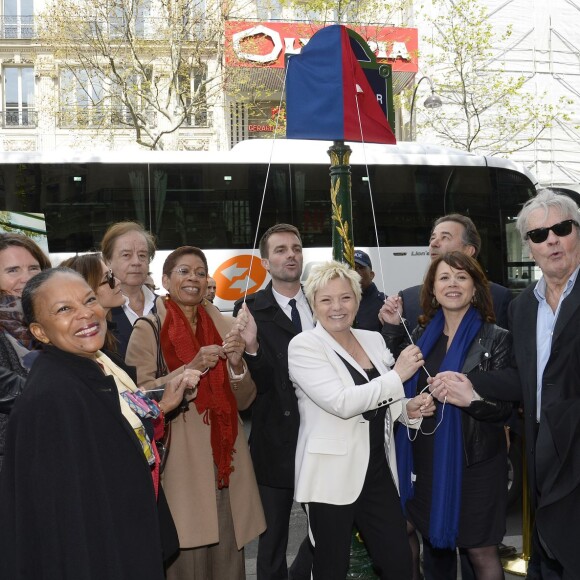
top-left (328, 140), bottom-right (354, 267)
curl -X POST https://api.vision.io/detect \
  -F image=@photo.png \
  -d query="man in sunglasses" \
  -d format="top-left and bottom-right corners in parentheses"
top-left (431, 189), bottom-right (580, 579)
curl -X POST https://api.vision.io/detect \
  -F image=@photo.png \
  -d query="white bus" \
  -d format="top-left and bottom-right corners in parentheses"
top-left (0, 139), bottom-right (537, 311)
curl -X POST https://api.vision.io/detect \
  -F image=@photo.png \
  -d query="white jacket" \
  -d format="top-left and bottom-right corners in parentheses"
top-left (288, 323), bottom-right (419, 505)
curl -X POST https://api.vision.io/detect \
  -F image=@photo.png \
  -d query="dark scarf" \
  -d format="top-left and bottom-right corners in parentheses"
top-left (0, 294), bottom-right (37, 350)
top-left (160, 296), bottom-right (238, 488)
top-left (395, 306), bottom-right (482, 548)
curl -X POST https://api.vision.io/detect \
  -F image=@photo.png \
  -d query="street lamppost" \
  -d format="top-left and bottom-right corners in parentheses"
top-left (409, 76), bottom-right (442, 141)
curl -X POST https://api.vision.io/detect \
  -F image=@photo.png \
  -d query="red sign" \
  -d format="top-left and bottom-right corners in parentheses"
top-left (225, 21), bottom-right (418, 73)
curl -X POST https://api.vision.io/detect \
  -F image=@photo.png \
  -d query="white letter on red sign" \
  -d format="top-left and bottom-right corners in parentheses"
top-left (232, 25), bottom-right (283, 64)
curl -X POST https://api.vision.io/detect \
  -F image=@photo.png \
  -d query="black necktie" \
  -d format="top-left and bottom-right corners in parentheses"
top-left (288, 298), bottom-right (302, 332)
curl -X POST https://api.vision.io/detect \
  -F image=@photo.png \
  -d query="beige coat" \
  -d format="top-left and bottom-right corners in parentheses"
top-left (126, 297), bottom-right (266, 550)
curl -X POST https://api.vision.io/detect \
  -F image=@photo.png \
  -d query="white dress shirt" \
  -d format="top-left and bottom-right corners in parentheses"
top-left (122, 284), bottom-right (156, 326)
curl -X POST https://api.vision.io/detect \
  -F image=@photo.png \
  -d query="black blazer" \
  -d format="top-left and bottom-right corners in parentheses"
top-left (399, 281), bottom-right (512, 330)
top-left (471, 277), bottom-right (580, 575)
top-left (0, 346), bottom-right (169, 579)
top-left (472, 277), bottom-right (580, 486)
top-left (111, 297), bottom-right (157, 359)
top-left (233, 282), bottom-right (301, 489)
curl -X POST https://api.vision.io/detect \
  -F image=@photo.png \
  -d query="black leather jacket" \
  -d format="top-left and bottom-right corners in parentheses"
top-left (382, 321), bottom-right (513, 467)
top-left (0, 332), bottom-right (28, 468)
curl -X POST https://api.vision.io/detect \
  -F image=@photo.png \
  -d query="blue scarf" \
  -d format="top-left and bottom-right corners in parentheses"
top-left (395, 306), bottom-right (482, 548)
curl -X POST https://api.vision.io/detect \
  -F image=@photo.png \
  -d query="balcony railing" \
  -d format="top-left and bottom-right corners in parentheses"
top-left (87, 17), bottom-right (205, 41)
top-left (182, 109), bottom-right (210, 128)
top-left (0, 15), bottom-right (208, 41)
top-left (58, 105), bottom-right (211, 129)
top-left (0, 16), bottom-right (34, 39)
top-left (58, 105), bottom-right (157, 129)
top-left (1, 108), bottom-right (37, 127)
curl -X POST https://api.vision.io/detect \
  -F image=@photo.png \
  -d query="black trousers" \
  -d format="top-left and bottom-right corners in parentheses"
top-left (256, 484), bottom-right (312, 580)
top-left (526, 526), bottom-right (564, 580)
top-left (306, 457), bottom-right (411, 580)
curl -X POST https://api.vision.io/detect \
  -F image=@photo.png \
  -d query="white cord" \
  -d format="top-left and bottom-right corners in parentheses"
top-left (241, 66), bottom-right (290, 305)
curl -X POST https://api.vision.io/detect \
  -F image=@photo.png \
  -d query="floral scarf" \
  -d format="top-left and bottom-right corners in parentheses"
top-left (97, 351), bottom-right (160, 466)
top-left (160, 296), bottom-right (238, 489)
top-left (0, 294), bottom-right (37, 350)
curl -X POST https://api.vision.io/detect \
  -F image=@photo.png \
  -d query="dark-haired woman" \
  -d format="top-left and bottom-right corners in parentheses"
top-left (0, 233), bottom-right (50, 471)
top-left (381, 252), bottom-right (513, 580)
top-left (126, 246), bottom-right (265, 580)
top-left (0, 268), bottom-right (200, 579)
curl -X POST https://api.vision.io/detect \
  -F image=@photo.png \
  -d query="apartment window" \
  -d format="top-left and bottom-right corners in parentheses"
top-left (3, 67), bottom-right (35, 127)
top-left (89, 0), bottom-right (151, 39)
top-left (110, 70), bottom-right (155, 127)
top-left (2, 0), bottom-right (33, 39)
top-left (134, 0), bottom-right (151, 37)
top-left (59, 69), bottom-right (105, 127)
top-left (257, 0), bottom-right (282, 20)
top-left (180, 68), bottom-right (208, 127)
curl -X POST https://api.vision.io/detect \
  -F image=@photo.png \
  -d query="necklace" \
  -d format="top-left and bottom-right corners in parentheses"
top-left (348, 340), bottom-right (358, 358)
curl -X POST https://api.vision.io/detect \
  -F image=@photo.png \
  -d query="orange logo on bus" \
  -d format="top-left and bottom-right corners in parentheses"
top-left (213, 254), bottom-right (268, 302)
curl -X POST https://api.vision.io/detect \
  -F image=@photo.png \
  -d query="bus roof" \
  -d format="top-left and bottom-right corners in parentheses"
top-left (231, 139), bottom-right (537, 184)
top-left (0, 139), bottom-right (537, 185)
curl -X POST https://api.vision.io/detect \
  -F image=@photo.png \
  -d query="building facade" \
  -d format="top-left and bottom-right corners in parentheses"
top-left (0, 0), bottom-right (417, 153)
top-left (413, 0), bottom-right (580, 190)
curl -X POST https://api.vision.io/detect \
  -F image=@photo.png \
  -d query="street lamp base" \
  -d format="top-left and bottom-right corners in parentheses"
top-left (502, 554), bottom-right (529, 576)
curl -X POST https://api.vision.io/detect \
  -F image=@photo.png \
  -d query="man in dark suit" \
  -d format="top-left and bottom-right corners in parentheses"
top-left (353, 249), bottom-right (385, 331)
top-left (234, 224), bottom-right (313, 580)
top-left (379, 213), bottom-right (515, 579)
top-left (386, 214), bottom-right (512, 331)
top-left (430, 190), bottom-right (580, 579)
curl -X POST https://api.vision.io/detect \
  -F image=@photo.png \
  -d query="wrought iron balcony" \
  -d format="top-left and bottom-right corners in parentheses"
top-left (1, 108), bottom-right (37, 127)
top-left (0, 16), bottom-right (34, 39)
top-left (58, 105), bottom-right (210, 129)
top-left (181, 108), bottom-right (210, 128)
top-left (58, 105), bottom-right (157, 128)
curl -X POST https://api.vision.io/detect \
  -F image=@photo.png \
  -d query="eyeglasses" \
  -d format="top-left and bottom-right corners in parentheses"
top-left (99, 269), bottom-right (116, 289)
top-left (525, 219), bottom-right (579, 244)
top-left (172, 267), bottom-right (207, 279)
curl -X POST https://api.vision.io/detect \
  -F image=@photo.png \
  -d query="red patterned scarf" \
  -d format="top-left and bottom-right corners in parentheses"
top-left (160, 296), bottom-right (238, 488)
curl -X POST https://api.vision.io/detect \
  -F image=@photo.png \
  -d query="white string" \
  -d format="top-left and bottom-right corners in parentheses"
top-left (352, 85), bottom-right (434, 384)
top-left (241, 66), bottom-right (290, 304)
top-left (406, 386), bottom-right (447, 441)
top-left (352, 88), bottom-right (387, 320)
top-left (352, 85), bottom-right (445, 436)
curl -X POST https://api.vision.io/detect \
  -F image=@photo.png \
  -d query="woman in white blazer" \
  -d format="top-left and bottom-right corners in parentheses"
top-left (288, 261), bottom-right (435, 580)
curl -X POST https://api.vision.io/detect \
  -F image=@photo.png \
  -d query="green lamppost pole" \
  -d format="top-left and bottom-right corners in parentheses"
top-left (329, 140), bottom-right (354, 266)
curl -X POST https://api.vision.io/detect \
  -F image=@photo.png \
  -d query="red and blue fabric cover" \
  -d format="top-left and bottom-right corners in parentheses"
top-left (286, 25), bottom-right (396, 144)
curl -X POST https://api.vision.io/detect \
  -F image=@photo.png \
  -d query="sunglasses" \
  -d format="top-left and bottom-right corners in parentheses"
top-left (99, 269), bottom-right (116, 290)
top-left (525, 219), bottom-right (579, 244)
